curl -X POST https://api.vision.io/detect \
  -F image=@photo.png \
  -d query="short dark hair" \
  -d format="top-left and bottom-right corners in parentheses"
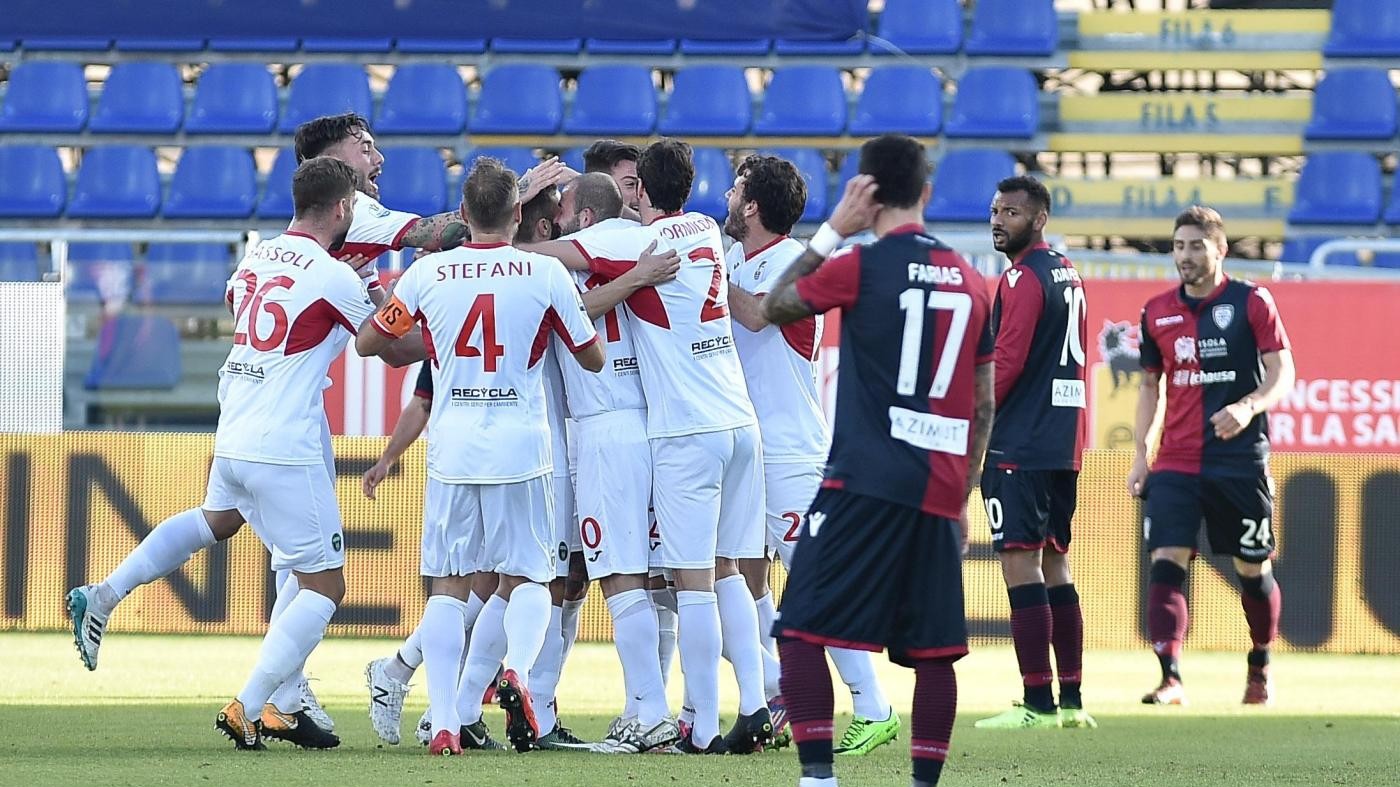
top-left (463, 157), bottom-right (519, 233)
top-left (996, 175), bottom-right (1051, 214)
top-left (637, 138), bottom-right (695, 214)
top-left (515, 185), bottom-right (561, 244)
top-left (582, 140), bottom-right (641, 174)
top-left (570, 172), bottom-right (624, 221)
top-left (292, 156), bottom-right (358, 218)
top-left (857, 134), bottom-right (929, 210)
top-left (294, 112), bottom-right (372, 163)
top-left (1174, 205), bottom-right (1227, 244)
top-left (737, 154), bottom-right (807, 236)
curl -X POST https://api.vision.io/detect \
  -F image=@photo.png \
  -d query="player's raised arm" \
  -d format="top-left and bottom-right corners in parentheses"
top-left (398, 210), bottom-right (469, 252)
top-left (763, 175), bottom-right (882, 325)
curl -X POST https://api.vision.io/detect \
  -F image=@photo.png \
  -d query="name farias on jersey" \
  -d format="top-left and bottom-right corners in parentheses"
top-left (908, 262), bottom-right (963, 285)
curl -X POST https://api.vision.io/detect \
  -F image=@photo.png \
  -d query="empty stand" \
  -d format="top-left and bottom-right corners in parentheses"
top-left (679, 39), bottom-right (771, 56)
top-left (660, 66), bottom-right (751, 136)
top-left (89, 62), bottom-right (183, 134)
top-left (301, 37), bottom-right (394, 53)
top-left (925, 150), bottom-right (1016, 222)
top-left (65, 242), bottom-right (134, 303)
top-left (873, 0), bottom-right (961, 55)
top-left (257, 147), bottom-right (298, 220)
top-left (773, 37), bottom-right (865, 56)
top-left (0, 145), bottom-right (66, 218)
top-left (1044, 177), bottom-right (1293, 238)
top-left (376, 147), bottom-right (448, 217)
top-left (754, 66), bottom-right (847, 136)
top-left (141, 243), bottom-right (232, 304)
top-left (84, 314), bottom-right (182, 390)
top-left (278, 64), bottom-right (372, 133)
top-left (586, 38), bottom-right (675, 55)
top-left (68, 147), bottom-right (161, 218)
top-left (850, 67), bottom-right (942, 136)
top-left (490, 38), bottom-right (583, 54)
top-left (164, 147), bottom-right (258, 219)
top-left (0, 62), bottom-right (88, 133)
top-left (0, 243), bottom-right (41, 282)
top-left (469, 64), bottom-right (563, 135)
top-left (1305, 69), bottom-right (1397, 141)
top-left (185, 64), bottom-right (279, 134)
top-left (1325, 0), bottom-right (1400, 57)
top-left (461, 147), bottom-right (540, 181)
top-left (375, 64), bottom-right (468, 135)
top-left (1054, 92), bottom-right (1311, 155)
top-left (1287, 152), bottom-right (1382, 225)
top-left (686, 148), bottom-right (732, 220)
top-left (565, 65), bottom-right (657, 136)
top-left (944, 67), bottom-right (1038, 139)
top-left (759, 148), bottom-right (828, 224)
top-left (965, 0), bottom-right (1057, 56)
top-left (395, 38), bottom-right (487, 54)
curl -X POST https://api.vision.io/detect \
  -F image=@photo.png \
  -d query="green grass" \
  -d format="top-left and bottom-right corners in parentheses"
top-left (3, 632), bottom-right (1396, 786)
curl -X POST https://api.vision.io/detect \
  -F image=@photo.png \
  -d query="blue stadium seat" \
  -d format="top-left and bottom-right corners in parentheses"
top-left (873, 0), bottom-right (962, 55)
top-left (279, 64), bottom-right (372, 133)
top-left (565, 65), bottom-right (657, 136)
top-left (759, 148), bottom-right (829, 223)
top-left (0, 146), bottom-right (66, 218)
top-left (141, 243), bottom-right (232, 305)
top-left (68, 147), bottom-right (161, 218)
top-left (774, 38), bottom-right (865, 56)
top-left (754, 66), bottom-right (847, 136)
top-left (966, 0), bottom-right (1058, 56)
top-left (302, 37), bottom-right (394, 53)
top-left (491, 38), bottom-right (582, 54)
top-left (462, 147), bottom-right (540, 179)
top-left (115, 37), bottom-right (206, 51)
top-left (561, 147), bottom-right (587, 173)
top-left (1325, 0), bottom-right (1400, 57)
top-left (0, 39), bottom-right (14, 52)
top-left (837, 150), bottom-right (862, 191)
top-left (1279, 236), bottom-right (1363, 266)
top-left (0, 243), bottom-right (41, 282)
top-left (258, 148), bottom-right (298, 220)
top-left (660, 66), bottom-right (751, 136)
top-left (376, 147), bottom-right (448, 217)
top-left (944, 67), bottom-right (1038, 139)
top-left (84, 314), bottom-right (182, 391)
top-left (208, 37), bottom-right (300, 52)
top-left (679, 39), bottom-right (771, 56)
top-left (65, 242), bottom-right (134, 304)
top-left (470, 65), bottom-right (562, 135)
top-left (1386, 193), bottom-right (1400, 225)
top-left (90, 62), bottom-right (183, 134)
top-left (22, 37), bottom-right (110, 51)
top-left (587, 38), bottom-right (675, 55)
top-left (1287, 152), bottom-right (1382, 225)
top-left (185, 64), bottom-right (278, 134)
top-left (375, 64), bottom-right (468, 135)
top-left (0, 62), bottom-right (88, 132)
top-left (850, 67), bottom-right (942, 135)
top-left (395, 38), bottom-right (487, 54)
top-left (1305, 69), bottom-right (1398, 141)
top-left (686, 148), bottom-right (732, 220)
top-left (164, 147), bottom-right (257, 219)
top-left (925, 150), bottom-right (1016, 222)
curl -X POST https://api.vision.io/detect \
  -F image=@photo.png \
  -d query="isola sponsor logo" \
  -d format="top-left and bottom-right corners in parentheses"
top-left (449, 387), bottom-right (520, 405)
top-left (691, 336), bottom-right (733, 357)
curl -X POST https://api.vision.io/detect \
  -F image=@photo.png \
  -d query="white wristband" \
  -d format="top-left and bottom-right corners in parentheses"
top-left (808, 222), bottom-right (844, 258)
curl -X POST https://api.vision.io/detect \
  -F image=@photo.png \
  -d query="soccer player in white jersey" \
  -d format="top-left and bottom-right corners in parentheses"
top-left (724, 155), bottom-right (900, 756)
top-left (522, 139), bottom-right (772, 754)
top-left (356, 157), bottom-right (603, 757)
top-left (68, 158), bottom-right (423, 750)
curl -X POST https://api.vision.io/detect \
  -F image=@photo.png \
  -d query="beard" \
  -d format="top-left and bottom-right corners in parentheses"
top-left (723, 211), bottom-right (747, 242)
top-left (995, 226), bottom-right (1034, 257)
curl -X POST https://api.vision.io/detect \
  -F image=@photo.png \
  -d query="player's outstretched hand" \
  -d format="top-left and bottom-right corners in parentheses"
top-left (362, 459), bottom-right (391, 500)
top-left (635, 240), bottom-right (681, 285)
top-left (828, 174), bottom-right (882, 237)
top-left (519, 157), bottom-right (573, 203)
top-left (1127, 455), bottom-right (1149, 498)
top-left (1209, 401), bottom-right (1253, 441)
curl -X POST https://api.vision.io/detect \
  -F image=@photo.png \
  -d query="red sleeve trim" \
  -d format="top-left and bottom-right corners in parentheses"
top-left (779, 315), bottom-right (818, 360)
top-left (794, 246), bottom-right (861, 313)
top-left (335, 242), bottom-right (391, 260)
top-left (390, 218), bottom-right (416, 251)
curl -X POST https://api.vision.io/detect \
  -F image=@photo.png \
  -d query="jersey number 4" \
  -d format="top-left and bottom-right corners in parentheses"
top-left (896, 288), bottom-right (971, 398)
top-left (232, 272), bottom-right (295, 351)
top-left (455, 293), bottom-right (505, 371)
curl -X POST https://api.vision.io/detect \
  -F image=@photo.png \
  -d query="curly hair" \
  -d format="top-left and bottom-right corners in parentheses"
top-left (736, 155), bottom-right (807, 236)
top-left (293, 112), bottom-right (372, 163)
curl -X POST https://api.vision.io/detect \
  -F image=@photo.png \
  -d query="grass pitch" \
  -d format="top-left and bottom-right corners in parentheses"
top-left (3, 632), bottom-right (1395, 786)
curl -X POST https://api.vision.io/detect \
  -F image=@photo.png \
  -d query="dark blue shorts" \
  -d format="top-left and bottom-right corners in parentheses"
top-left (1143, 470), bottom-right (1275, 563)
top-left (980, 467), bottom-right (1078, 554)
top-left (774, 488), bottom-right (968, 668)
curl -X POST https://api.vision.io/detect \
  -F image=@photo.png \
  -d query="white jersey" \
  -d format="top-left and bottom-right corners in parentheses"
top-left (728, 236), bottom-right (830, 463)
top-left (571, 212), bottom-right (755, 438)
top-left (542, 349), bottom-right (572, 476)
top-left (334, 190), bottom-right (419, 259)
top-left (556, 218), bottom-right (647, 419)
top-left (215, 231), bottom-right (377, 465)
top-left (373, 242), bottom-right (597, 484)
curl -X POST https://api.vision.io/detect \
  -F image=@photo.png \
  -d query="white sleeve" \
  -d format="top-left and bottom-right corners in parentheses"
top-left (326, 265), bottom-right (378, 331)
top-left (547, 260), bottom-right (599, 352)
top-left (725, 241), bottom-right (745, 276)
top-left (751, 249), bottom-right (798, 296)
top-left (339, 193), bottom-right (419, 257)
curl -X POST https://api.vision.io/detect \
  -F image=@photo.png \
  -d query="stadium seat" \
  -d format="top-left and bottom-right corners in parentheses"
top-left (164, 147), bottom-right (257, 219)
top-left (84, 314), bottom-right (182, 391)
top-left (65, 242), bottom-right (135, 304)
top-left (462, 147), bottom-right (540, 180)
top-left (1386, 193), bottom-right (1400, 225)
top-left (141, 243), bottom-right (232, 305)
top-left (0, 146), bottom-right (66, 218)
top-left (302, 37), bottom-right (394, 53)
top-left (490, 38), bottom-right (582, 54)
top-left (925, 150), bottom-right (1016, 222)
top-left (22, 36), bottom-right (110, 51)
top-left (679, 39), bottom-right (771, 55)
top-left (754, 66), bottom-right (847, 136)
top-left (1305, 69), bottom-right (1398, 141)
top-left (872, 0), bottom-right (962, 55)
top-left (944, 67), bottom-right (1039, 139)
top-left (395, 38), bottom-right (487, 54)
top-left (565, 65), bottom-right (657, 136)
top-left (561, 148), bottom-right (587, 173)
top-left (1287, 152), bottom-right (1382, 225)
top-left (185, 64), bottom-right (278, 134)
top-left (68, 147), bottom-right (161, 218)
top-left (469, 64), bottom-right (563, 135)
top-left (587, 38), bottom-right (675, 55)
top-left (686, 148), bottom-right (732, 220)
top-left (279, 64), bottom-right (372, 133)
top-left (114, 37), bottom-right (206, 51)
top-left (660, 66), bottom-right (752, 136)
top-left (837, 150), bottom-right (862, 190)
top-left (376, 147), bottom-right (448, 217)
top-left (89, 62), bottom-right (184, 134)
top-left (850, 67), bottom-right (943, 136)
top-left (1325, 0), bottom-right (1400, 57)
top-left (375, 64), bottom-right (468, 135)
top-left (258, 147), bottom-right (298, 220)
top-left (1279, 236), bottom-right (1363, 266)
top-left (965, 0), bottom-right (1058, 56)
top-left (759, 148), bottom-right (829, 223)
top-left (774, 37), bottom-right (865, 56)
top-left (208, 37), bottom-right (300, 52)
top-left (0, 243), bottom-right (41, 282)
top-left (0, 62), bottom-right (88, 132)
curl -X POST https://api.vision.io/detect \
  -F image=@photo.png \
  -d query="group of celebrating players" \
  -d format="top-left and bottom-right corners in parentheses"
top-left (64, 109), bottom-right (1295, 787)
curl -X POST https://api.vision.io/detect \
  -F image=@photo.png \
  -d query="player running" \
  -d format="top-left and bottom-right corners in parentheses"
top-left (764, 135), bottom-right (996, 787)
top-left (723, 154), bottom-right (899, 755)
top-left (1128, 206), bottom-right (1294, 707)
top-left (974, 177), bottom-right (1095, 730)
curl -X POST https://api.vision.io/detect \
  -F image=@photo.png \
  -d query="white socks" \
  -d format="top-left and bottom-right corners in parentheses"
top-left (755, 591), bottom-right (782, 700)
top-left (236, 589), bottom-right (336, 715)
top-left (715, 575), bottom-right (767, 716)
top-left (421, 594), bottom-right (470, 734)
top-left (651, 586), bottom-right (678, 687)
top-left (560, 597), bottom-right (583, 665)
top-left (829, 646), bottom-right (891, 721)
top-left (267, 573), bottom-right (308, 713)
top-left (456, 594), bottom-right (507, 724)
top-left (607, 588), bottom-right (669, 726)
top-left (397, 625), bottom-right (424, 672)
top-left (100, 507), bottom-right (216, 611)
top-left (502, 582), bottom-right (551, 676)
top-left (529, 604), bottom-right (565, 735)
top-left (676, 589), bottom-right (722, 745)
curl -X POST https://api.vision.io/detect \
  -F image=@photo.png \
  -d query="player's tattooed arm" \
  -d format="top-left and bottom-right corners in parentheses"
top-left (399, 211), bottom-right (469, 252)
top-left (965, 361), bottom-right (996, 497)
top-left (762, 248), bottom-right (827, 325)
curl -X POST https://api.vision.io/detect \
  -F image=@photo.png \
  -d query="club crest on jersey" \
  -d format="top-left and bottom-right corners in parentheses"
top-left (1173, 335), bottom-right (1197, 364)
top-left (1212, 303), bottom-right (1235, 330)
top-left (753, 261), bottom-right (766, 281)
top-left (1005, 269), bottom-right (1022, 287)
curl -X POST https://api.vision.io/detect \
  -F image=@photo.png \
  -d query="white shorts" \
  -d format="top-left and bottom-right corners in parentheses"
top-left (421, 475), bottom-right (556, 583)
top-left (575, 409), bottom-right (653, 580)
top-left (763, 461), bottom-right (824, 568)
top-left (651, 424), bottom-right (765, 570)
top-left (204, 457), bottom-right (344, 573)
top-left (553, 467), bottom-right (579, 578)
